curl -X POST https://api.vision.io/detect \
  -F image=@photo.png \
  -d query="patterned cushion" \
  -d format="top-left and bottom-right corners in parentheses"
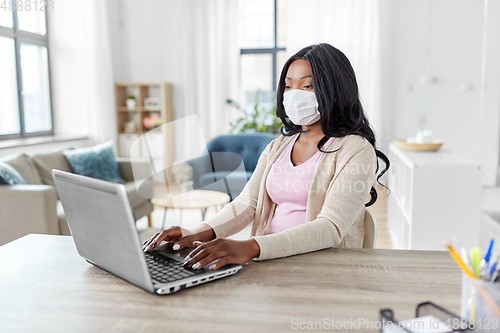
top-left (0, 161), bottom-right (27, 185)
top-left (63, 141), bottom-right (123, 183)
top-left (0, 153), bottom-right (43, 184)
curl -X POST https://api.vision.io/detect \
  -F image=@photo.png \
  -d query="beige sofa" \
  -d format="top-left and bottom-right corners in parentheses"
top-left (0, 148), bottom-right (154, 246)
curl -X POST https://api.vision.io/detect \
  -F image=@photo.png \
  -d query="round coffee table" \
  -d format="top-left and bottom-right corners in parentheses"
top-left (151, 190), bottom-right (231, 229)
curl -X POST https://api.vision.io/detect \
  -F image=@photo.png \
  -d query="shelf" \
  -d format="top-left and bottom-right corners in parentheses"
top-left (387, 195), bottom-right (411, 249)
top-left (116, 107), bottom-right (163, 112)
top-left (118, 131), bottom-right (162, 134)
top-left (115, 82), bottom-right (174, 181)
top-left (389, 143), bottom-right (480, 167)
top-left (115, 82), bottom-right (164, 87)
top-left (390, 194), bottom-right (411, 225)
top-left (387, 144), bottom-right (481, 250)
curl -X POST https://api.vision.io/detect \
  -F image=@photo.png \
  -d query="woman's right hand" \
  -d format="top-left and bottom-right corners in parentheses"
top-left (142, 224), bottom-right (216, 252)
top-left (142, 226), bottom-right (193, 252)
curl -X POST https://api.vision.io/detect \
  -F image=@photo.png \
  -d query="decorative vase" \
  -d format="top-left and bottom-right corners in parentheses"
top-left (124, 120), bottom-right (137, 133)
top-left (126, 98), bottom-right (136, 110)
top-left (413, 110), bottom-right (433, 144)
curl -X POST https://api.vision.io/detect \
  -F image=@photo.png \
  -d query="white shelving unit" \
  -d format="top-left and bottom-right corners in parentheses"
top-left (387, 143), bottom-right (481, 250)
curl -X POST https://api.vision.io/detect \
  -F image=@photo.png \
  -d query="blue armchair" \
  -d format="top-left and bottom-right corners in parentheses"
top-left (187, 133), bottom-right (276, 201)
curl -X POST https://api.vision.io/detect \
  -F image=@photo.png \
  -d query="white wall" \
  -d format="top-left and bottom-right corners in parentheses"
top-left (107, 0), bottom-right (192, 162)
top-left (107, 0), bottom-right (500, 185)
top-left (379, 0), bottom-right (500, 186)
top-left (107, 0), bottom-right (185, 115)
top-left (480, 0), bottom-right (500, 186)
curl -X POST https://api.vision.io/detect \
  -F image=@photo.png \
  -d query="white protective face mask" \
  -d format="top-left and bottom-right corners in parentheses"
top-left (282, 89), bottom-right (321, 126)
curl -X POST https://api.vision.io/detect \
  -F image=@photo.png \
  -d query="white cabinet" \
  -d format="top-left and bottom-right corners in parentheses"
top-left (480, 212), bottom-right (500, 250)
top-left (119, 133), bottom-right (166, 183)
top-left (141, 132), bottom-right (164, 158)
top-left (119, 134), bottom-right (140, 157)
top-left (387, 144), bottom-right (481, 250)
top-left (119, 133), bottom-right (164, 158)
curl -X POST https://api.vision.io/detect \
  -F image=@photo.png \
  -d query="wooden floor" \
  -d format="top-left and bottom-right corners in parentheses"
top-left (151, 182), bottom-right (393, 249)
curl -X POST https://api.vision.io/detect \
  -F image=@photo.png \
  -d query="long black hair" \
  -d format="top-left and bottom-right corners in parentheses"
top-left (276, 43), bottom-right (390, 207)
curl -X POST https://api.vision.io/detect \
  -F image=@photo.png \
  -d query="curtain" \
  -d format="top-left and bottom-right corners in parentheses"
top-left (286, 0), bottom-right (382, 145)
top-left (48, 0), bottom-right (116, 147)
top-left (176, 0), bottom-right (240, 163)
top-left (82, 0), bottom-right (117, 145)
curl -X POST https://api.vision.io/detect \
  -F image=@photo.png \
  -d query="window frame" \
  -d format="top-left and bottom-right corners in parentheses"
top-left (0, 7), bottom-right (54, 140)
top-left (240, 0), bottom-right (285, 92)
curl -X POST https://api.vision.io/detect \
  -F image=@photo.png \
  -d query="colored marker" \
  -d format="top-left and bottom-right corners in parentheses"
top-left (470, 247), bottom-right (482, 279)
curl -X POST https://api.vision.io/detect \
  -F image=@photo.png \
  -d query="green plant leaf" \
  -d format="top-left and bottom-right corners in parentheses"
top-left (226, 90), bottom-right (283, 134)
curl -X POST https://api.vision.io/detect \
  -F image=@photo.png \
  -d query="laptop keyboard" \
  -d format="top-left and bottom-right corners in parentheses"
top-left (144, 252), bottom-right (205, 283)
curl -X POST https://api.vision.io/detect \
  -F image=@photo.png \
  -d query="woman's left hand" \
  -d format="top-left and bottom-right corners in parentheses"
top-left (184, 238), bottom-right (260, 270)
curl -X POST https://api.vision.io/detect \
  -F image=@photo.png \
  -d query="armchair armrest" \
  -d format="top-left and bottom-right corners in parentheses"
top-left (186, 155), bottom-right (213, 189)
top-left (117, 159), bottom-right (152, 182)
top-left (0, 185), bottom-right (58, 246)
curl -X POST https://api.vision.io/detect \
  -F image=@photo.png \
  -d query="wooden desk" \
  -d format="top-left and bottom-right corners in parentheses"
top-left (0, 235), bottom-right (462, 332)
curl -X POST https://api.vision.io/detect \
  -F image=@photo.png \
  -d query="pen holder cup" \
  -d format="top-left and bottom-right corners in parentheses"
top-left (460, 274), bottom-right (500, 331)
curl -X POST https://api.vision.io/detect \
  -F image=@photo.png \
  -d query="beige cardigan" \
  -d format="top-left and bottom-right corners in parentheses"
top-left (201, 134), bottom-right (377, 261)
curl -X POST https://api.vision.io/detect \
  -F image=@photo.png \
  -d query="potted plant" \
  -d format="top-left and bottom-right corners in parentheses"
top-left (227, 92), bottom-right (282, 134)
top-left (126, 95), bottom-right (136, 110)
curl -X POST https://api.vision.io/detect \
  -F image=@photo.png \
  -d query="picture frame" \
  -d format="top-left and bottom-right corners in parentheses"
top-left (144, 97), bottom-right (161, 111)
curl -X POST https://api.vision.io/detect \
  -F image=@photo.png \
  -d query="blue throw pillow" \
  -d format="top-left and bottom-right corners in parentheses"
top-left (0, 161), bottom-right (27, 185)
top-left (63, 141), bottom-right (123, 183)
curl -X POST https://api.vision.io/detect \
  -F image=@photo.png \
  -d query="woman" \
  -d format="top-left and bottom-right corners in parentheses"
top-left (143, 43), bottom-right (390, 271)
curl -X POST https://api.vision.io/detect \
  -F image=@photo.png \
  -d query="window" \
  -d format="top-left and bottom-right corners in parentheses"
top-left (239, 0), bottom-right (287, 116)
top-left (0, 2), bottom-right (53, 139)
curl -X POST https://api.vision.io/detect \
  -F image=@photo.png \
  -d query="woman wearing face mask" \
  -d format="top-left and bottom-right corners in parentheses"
top-left (143, 43), bottom-right (390, 270)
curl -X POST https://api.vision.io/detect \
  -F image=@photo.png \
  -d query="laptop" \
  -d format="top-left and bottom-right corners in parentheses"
top-left (52, 169), bottom-right (242, 295)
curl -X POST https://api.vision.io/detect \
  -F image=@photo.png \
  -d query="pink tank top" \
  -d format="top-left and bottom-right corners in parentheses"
top-left (264, 133), bottom-right (336, 235)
